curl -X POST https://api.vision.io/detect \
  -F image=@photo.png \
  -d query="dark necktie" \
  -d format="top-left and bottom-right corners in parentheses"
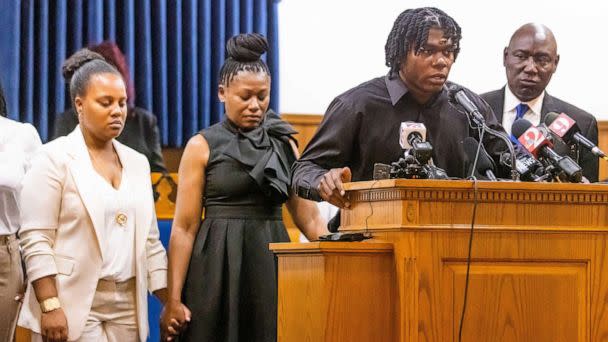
top-left (515, 103), bottom-right (529, 120)
top-left (510, 103), bottom-right (530, 144)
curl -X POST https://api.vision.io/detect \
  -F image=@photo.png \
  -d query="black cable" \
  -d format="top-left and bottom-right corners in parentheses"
top-left (450, 95), bottom-right (519, 181)
top-left (457, 125), bottom-right (484, 341)
top-left (467, 126), bottom-right (486, 179)
top-left (458, 175), bottom-right (480, 341)
top-left (364, 180), bottom-right (379, 236)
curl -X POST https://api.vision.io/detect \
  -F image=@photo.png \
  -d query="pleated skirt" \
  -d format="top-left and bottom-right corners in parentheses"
top-left (180, 206), bottom-right (290, 342)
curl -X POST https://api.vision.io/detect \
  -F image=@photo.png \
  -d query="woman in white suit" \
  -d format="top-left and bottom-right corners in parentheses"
top-left (0, 80), bottom-right (41, 342)
top-left (18, 49), bottom-right (168, 342)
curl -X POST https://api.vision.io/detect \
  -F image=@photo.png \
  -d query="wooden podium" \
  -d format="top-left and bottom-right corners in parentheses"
top-left (270, 179), bottom-right (608, 342)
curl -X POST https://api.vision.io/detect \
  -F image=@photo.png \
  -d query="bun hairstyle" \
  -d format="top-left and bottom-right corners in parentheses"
top-left (219, 33), bottom-right (271, 86)
top-left (62, 48), bottom-right (123, 107)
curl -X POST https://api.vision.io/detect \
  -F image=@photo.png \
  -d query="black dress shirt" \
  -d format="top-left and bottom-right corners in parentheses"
top-left (292, 74), bottom-right (510, 200)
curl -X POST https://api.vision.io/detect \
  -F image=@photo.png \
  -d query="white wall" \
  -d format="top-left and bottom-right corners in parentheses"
top-left (278, 0), bottom-right (608, 119)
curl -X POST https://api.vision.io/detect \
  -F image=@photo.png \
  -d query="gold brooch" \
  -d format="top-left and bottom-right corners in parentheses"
top-left (116, 213), bottom-right (128, 226)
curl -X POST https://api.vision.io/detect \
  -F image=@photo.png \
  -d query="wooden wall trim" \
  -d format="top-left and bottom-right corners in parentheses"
top-left (281, 113), bottom-right (324, 125)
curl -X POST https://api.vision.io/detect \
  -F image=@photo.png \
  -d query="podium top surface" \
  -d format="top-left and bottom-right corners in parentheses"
top-left (339, 179), bottom-right (608, 231)
top-left (343, 178), bottom-right (608, 193)
top-left (270, 241), bottom-right (394, 254)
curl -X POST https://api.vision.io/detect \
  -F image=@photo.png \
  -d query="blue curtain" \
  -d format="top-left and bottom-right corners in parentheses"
top-left (0, 0), bottom-right (280, 146)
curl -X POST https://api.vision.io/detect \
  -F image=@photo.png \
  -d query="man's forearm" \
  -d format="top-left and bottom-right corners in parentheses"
top-left (291, 160), bottom-right (326, 201)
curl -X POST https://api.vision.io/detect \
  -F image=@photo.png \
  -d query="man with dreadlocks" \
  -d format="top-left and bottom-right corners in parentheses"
top-left (292, 7), bottom-right (510, 211)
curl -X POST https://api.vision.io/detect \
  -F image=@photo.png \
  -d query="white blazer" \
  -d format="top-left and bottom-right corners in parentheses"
top-left (18, 126), bottom-right (167, 341)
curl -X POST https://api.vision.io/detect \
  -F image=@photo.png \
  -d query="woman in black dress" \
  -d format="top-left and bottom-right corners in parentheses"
top-left (161, 33), bottom-right (328, 342)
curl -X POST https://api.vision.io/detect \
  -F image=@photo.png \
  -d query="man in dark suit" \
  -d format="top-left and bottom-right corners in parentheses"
top-left (481, 23), bottom-right (599, 182)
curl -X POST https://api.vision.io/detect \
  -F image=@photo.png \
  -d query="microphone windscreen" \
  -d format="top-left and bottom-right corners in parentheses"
top-left (463, 137), bottom-right (480, 163)
top-left (512, 118), bottom-right (533, 138)
top-left (447, 84), bottom-right (461, 102)
top-left (544, 112), bottom-right (560, 126)
top-left (463, 137), bottom-right (496, 172)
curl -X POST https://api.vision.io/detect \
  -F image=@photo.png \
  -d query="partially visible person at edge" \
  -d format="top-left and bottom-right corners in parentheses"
top-left (481, 23), bottom-right (599, 182)
top-left (53, 41), bottom-right (167, 172)
top-left (160, 33), bottom-right (328, 342)
top-left (0, 79), bottom-right (41, 341)
top-left (17, 49), bottom-right (167, 342)
top-left (291, 7), bottom-right (511, 227)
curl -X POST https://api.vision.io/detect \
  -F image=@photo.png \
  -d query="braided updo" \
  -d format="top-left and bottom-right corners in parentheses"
top-left (62, 49), bottom-right (123, 107)
top-left (219, 33), bottom-right (271, 86)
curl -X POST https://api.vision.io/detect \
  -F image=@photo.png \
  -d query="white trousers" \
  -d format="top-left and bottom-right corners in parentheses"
top-left (32, 278), bottom-right (138, 342)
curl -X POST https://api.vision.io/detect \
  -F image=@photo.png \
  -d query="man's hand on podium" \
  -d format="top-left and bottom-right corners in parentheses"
top-left (318, 167), bottom-right (352, 208)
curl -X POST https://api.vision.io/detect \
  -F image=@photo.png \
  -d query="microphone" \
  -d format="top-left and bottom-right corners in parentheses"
top-left (499, 152), bottom-right (545, 181)
top-left (399, 122), bottom-right (426, 149)
top-left (512, 119), bottom-right (553, 157)
top-left (512, 119), bottom-right (583, 182)
top-left (399, 122), bottom-right (433, 164)
top-left (447, 84), bottom-right (519, 180)
top-left (447, 85), bottom-right (486, 125)
top-left (463, 137), bottom-right (497, 181)
top-left (544, 112), bottom-right (607, 160)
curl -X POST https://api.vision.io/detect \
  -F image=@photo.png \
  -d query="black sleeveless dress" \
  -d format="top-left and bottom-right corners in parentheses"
top-left (181, 111), bottom-right (296, 342)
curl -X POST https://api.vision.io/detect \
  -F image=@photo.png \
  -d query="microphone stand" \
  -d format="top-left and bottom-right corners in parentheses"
top-left (484, 125), bottom-right (519, 181)
top-left (453, 96), bottom-right (519, 181)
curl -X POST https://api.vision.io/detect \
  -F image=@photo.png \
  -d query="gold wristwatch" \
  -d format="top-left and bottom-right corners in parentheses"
top-left (40, 297), bottom-right (61, 313)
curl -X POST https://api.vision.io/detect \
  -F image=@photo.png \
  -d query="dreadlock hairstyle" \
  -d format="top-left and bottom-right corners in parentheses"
top-left (385, 7), bottom-right (462, 78)
top-left (62, 48), bottom-right (122, 109)
top-left (0, 79), bottom-right (7, 117)
top-left (219, 33), bottom-right (271, 86)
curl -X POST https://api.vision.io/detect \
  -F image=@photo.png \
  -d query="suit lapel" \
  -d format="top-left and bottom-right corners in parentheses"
top-left (66, 127), bottom-right (106, 258)
top-left (540, 92), bottom-right (555, 123)
top-left (114, 141), bottom-right (152, 259)
top-left (494, 87), bottom-right (506, 123)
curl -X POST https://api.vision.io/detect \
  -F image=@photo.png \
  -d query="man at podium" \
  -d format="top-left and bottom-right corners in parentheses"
top-left (292, 7), bottom-right (511, 209)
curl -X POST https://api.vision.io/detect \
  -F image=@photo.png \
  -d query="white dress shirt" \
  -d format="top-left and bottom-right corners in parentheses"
top-left (97, 171), bottom-right (136, 282)
top-left (502, 86), bottom-right (544, 136)
top-left (0, 116), bottom-right (41, 235)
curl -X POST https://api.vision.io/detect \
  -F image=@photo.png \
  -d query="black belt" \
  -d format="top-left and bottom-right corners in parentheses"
top-left (204, 205), bottom-right (283, 219)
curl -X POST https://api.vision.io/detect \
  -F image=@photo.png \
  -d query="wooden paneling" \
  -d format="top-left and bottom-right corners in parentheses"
top-left (271, 242), bottom-right (397, 342)
top-left (444, 261), bottom-right (586, 341)
top-left (272, 180), bottom-right (608, 341)
top-left (281, 113), bottom-right (323, 154)
top-left (161, 147), bottom-right (184, 173)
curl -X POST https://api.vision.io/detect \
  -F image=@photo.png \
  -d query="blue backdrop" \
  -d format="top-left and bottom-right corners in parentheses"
top-left (0, 0), bottom-right (280, 146)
